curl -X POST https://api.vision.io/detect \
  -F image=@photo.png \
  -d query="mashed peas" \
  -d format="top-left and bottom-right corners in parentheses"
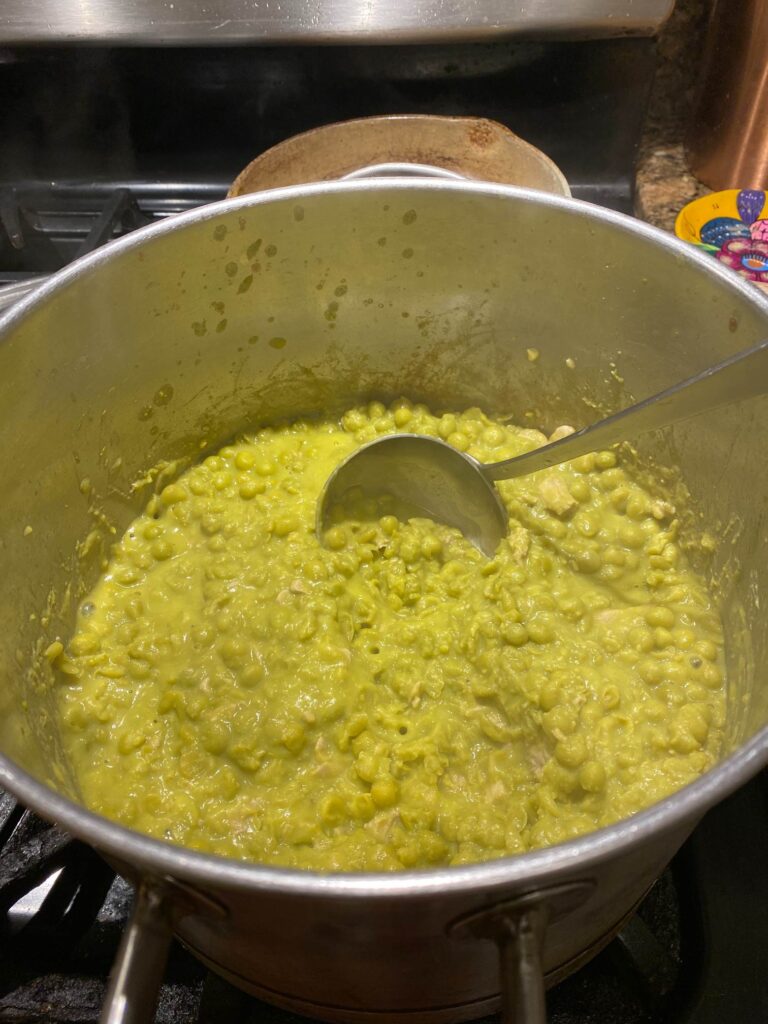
top-left (58, 401), bottom-right (725, 871)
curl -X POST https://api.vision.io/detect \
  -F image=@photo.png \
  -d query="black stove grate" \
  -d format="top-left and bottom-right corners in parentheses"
top-left (0, 183), bottom-right (227, 284)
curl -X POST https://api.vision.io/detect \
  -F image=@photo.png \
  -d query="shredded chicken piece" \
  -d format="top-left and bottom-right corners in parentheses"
top-left (518, 428), bottom-right (548, 447)
top-left (593, 608), bottom-right (624, 625)
top-left (528, 744), bottom-right (550, 776)
top-left (486, 781), bottom-right (507, 802)
top-left (368, 810), bottom-right (400, 841)
top-left (537, 475), bottom-right (576, 516)
top-left (408, 679), bottom-right (423, 707)
top-left (507, 526), bottom-right (531, 562)
top-left (314, 735), bottom-right (331, 759)
top-left (442, 772), bottom-right (468, 794)
top-left (549, 424), bottom-right (575, 443)
top-left (650, 498), bottom-right (675, 520)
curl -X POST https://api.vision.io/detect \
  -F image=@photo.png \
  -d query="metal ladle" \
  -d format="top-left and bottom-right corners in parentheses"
top-left (318, 337), bottom-right (768, 556)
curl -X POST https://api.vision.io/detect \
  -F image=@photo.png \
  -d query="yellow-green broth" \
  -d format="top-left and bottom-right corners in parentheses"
top-left (58, 401), bottom-right (725, 870)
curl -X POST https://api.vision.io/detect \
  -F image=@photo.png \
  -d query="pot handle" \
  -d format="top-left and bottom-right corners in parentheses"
top-left (99, 882), bottom-right (172, 1024)
top-left (450, 880), bottom-right (594, 1024)
top-left (497, 901), bottom-right (548, 1024)
top-left (98, 876), bottom-right (227, 1024)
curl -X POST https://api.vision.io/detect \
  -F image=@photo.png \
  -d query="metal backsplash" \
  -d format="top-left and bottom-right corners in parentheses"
top-left (0, 0), bottom-right (674, 46)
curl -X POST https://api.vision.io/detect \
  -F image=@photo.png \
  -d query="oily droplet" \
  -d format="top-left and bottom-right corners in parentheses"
top-left (153, 385), bottom-right (174, 406)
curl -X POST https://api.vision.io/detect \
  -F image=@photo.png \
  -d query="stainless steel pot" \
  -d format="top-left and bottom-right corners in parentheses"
top-left (0, 176), bottom-right (767, 1024)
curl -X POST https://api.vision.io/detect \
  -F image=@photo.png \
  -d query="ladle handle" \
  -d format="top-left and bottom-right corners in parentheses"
top-left (483, 337), bottom-right (768, 482)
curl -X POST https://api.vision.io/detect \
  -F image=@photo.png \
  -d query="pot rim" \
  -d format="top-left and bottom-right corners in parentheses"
top-left (1, 178), bottom-right (767, 898)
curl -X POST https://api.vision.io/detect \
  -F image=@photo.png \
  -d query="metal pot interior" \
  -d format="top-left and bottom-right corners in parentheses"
top-left (0, 181), bottom-right (766, 819)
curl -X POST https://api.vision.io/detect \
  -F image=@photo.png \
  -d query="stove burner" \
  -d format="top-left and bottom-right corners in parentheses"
top-left (1, 772), bottom-right (766, 1023)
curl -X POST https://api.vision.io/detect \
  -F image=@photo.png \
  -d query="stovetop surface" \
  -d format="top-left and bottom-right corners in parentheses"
top-left (1, 33), bottom-right (767, 1024)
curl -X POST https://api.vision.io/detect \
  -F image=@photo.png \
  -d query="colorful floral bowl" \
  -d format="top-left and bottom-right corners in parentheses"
top-left (675, 189), bottom-right (768, 287)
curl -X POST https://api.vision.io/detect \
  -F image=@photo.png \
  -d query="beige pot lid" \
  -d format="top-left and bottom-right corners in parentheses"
top-left (229, 115), bottom-right (570, 198)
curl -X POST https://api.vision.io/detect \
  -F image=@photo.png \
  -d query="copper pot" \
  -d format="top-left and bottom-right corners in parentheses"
top-left (686, 0), bottom-right (768, 189)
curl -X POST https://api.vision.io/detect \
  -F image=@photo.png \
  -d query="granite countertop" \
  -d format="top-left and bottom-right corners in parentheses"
top-left (635, 142), bottom-right (710, 233)
top-left (634, 0), bottom-right (712, 232)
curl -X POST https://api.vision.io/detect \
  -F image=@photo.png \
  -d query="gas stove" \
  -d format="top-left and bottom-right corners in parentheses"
top-left (2, 15), bottom-right (767, 1024)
